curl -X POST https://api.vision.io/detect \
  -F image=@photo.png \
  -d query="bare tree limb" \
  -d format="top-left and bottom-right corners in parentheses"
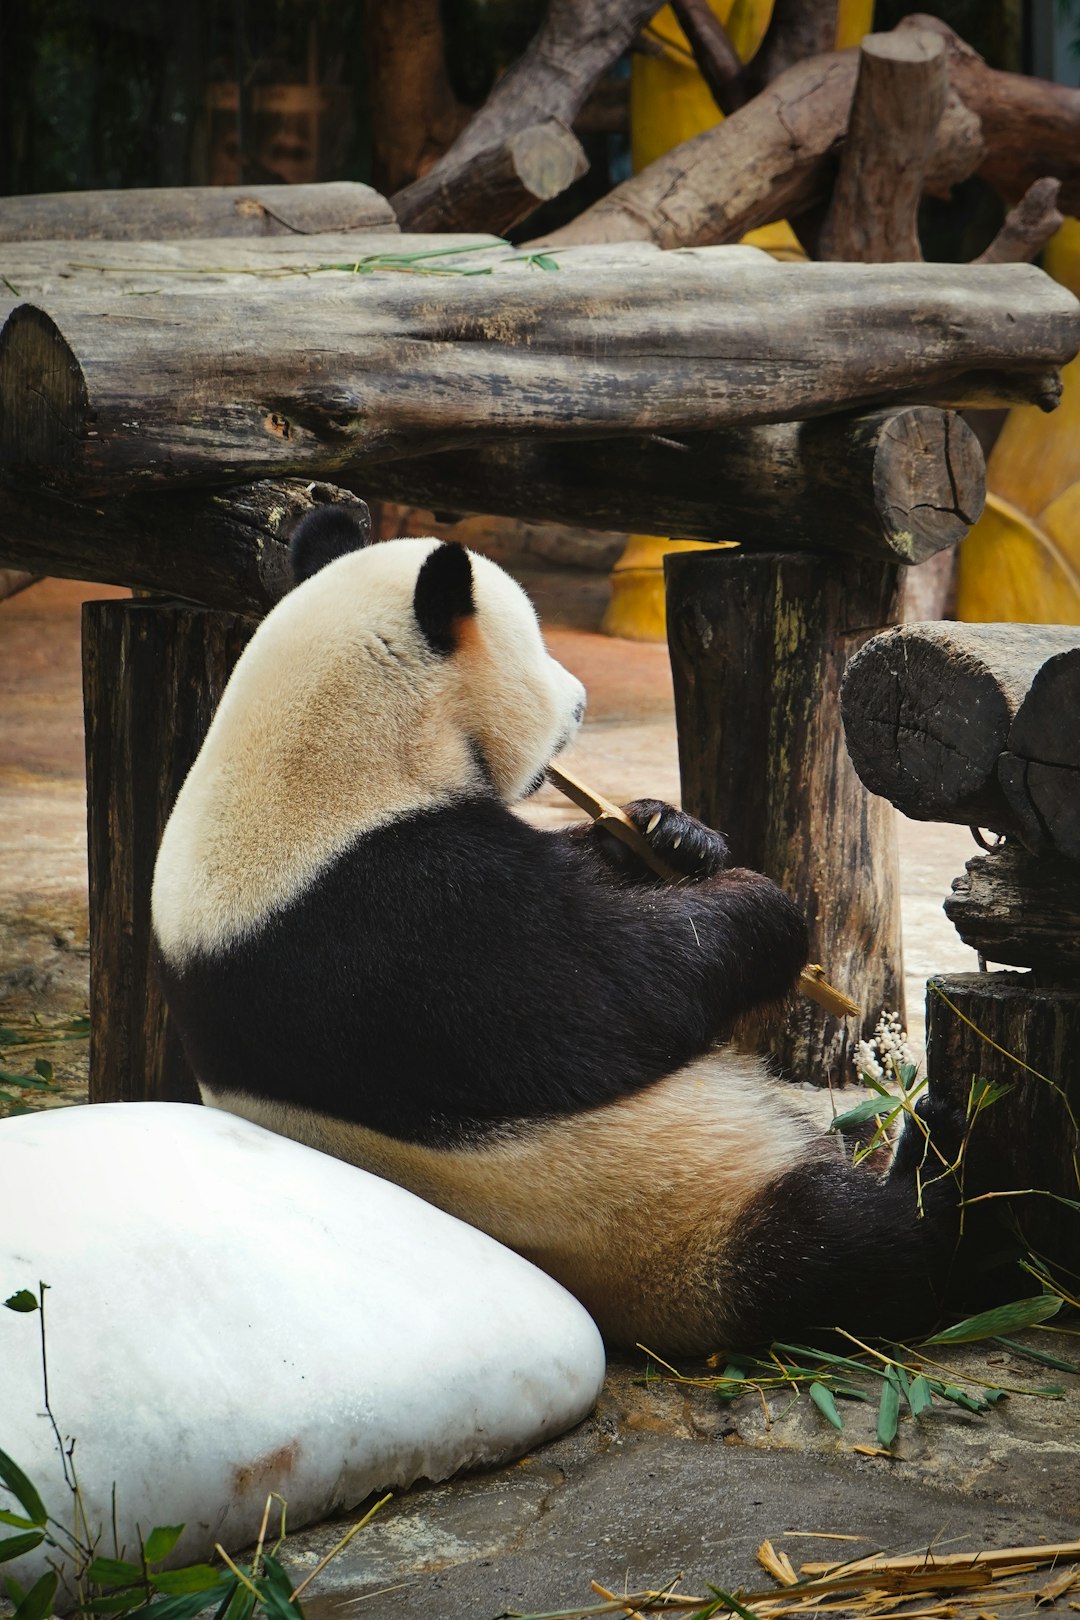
top-left (669, 0), bottom-right (749, 114)
top-left (975, 176), bottom-right (1064, 265)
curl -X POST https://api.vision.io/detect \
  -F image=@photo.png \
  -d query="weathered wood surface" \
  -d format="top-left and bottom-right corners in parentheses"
top-left (818, 30), bottom-right (948, 263)
top-left (669, 0), bottom-right (748, 115)
top-left (903, 14), bottom-right (1080, 211)
top-left (0, 478), bottom-right (367, 615)
top-left (0, 183), bottom-right (397, 243)
top-left (944, 845), bottom-right (1080, 978)
top-left (534, 18), bottom-right (1080, 250)
top-left (0, 233), bottom-right (505, 300)
top-left (366, 0), bottom-right (466, 195)
top-left (999, 647), bottom-right (1080, 861)
top-left (975, 178), bottom-right (1065, 267)
top-left (385, 120), bottom-right (588, 236)
top-left (925, 972), bottom-right (1080, 1282)
top-left (390, 0), bottom-right (659, 232)
top-left (666, 549), bottom-right (904, 1084)
top-left (83, 600), bottom-right (254, 1105)
top-left (361, 407), bottom-right (985, 564)
top-left (748, 0), bottom-right (838, 88)
top-left (1, 259), bottom-right (1073, 495)
top-left (841, 623), bottom-right (1080, 833)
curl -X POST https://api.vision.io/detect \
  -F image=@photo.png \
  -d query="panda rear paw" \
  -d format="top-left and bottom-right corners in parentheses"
top-left (621, 800), bottom-right (731, 880)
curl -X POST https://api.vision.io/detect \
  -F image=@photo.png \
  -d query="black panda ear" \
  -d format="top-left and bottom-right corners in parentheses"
top-left (288, 501), bottom-right (371, 585)
top-left (413, 541), bottom-right (475, 655)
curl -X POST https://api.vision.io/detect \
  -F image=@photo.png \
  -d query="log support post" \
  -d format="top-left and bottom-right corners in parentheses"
top-left (925, 971), bottom-right (1080, 1283)
top-left (665, 549), bottom-right (904, 1084)
top-left (83, 599), bottom-right (254, 1104)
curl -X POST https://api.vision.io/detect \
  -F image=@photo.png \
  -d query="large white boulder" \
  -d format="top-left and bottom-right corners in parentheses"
top-left (0, 1103), bottom-right (605, 1590)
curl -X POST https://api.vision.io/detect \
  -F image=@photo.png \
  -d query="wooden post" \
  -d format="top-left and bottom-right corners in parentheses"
top-left (665, 549), bottom-right (904, 1083)
top-left (925, 972), bottom-right (1080, 1282)
top-left (83, 600), bottom-right (254, 1104)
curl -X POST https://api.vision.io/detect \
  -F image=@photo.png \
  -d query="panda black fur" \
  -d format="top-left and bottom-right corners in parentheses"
top-left (152, 504), bottom-right (961, 1355)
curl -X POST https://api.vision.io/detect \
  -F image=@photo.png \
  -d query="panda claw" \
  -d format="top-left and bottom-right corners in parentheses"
top-left (646, 812), bottom-right (662, 835)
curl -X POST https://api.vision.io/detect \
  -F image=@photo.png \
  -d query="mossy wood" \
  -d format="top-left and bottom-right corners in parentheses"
top-left (841, 623), bottom-right (1080, 849)
top-left (0, 478), bottom-right (370, 616)
top-left (360, 407), bottom-right (985, 565)
top-left (83, 599), bottom-right (254, 1105)
top-left (0, 183), bottom-right (396, 242)
top-left (1, 261), bottom-right (1074, 496)
top-left (925, 972), bottom-right (1080, 1281)
top-left (665, 549), bottom-right (904, 1084)
top-left (944, 844), bottom-right (1080, 978)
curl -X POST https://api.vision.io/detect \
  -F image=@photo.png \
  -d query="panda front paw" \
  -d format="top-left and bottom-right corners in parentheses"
top-left (621, 800), bottom-right (731, 880)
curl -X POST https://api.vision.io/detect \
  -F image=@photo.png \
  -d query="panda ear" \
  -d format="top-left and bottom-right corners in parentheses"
top-left (413, 542), bottom-right (475, 655)
top-left (288, 501), bottom-right (371, 585)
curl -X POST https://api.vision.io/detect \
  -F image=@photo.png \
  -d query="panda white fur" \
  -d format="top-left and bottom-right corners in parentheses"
top-left (152, 504), bottom-right (961, 1355)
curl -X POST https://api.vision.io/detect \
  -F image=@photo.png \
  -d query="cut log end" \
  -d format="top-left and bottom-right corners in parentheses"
top-left (0, 304), bottom-right (88, 470)
top-left (873, 407), bottom-right (984, 559)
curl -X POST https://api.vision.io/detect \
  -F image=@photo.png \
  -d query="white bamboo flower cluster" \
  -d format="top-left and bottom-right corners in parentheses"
top-left (853, 1008), bottom-right (918, 1086)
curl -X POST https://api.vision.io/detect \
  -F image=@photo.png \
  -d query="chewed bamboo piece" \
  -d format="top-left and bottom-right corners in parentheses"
top-left (546, 762), bottom-right (860, 1019)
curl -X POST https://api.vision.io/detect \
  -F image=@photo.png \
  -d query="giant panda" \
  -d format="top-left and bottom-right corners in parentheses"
top-left (152, 503), bottom-right (963, 1355)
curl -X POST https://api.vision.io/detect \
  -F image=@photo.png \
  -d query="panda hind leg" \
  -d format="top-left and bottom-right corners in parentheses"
top-left (719, 1152), bottom-right (963, 1351)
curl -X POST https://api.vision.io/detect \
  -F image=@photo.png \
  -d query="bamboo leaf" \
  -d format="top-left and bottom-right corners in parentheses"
top-left (923, 1295), bottom-right (1063, 1345)
top-left (150, 1565), bottom-right (225, 1595)
top-left (143, 1526), bottom-right (185, 1565)
top-left (906, 1375), bottom-right (934, 1416)
top-left (0, 1532), bottom-right (44, 1564)
top-left (144, 1584), bottom-right (239, 1620)
top-left (809, 1381), bottom-right (844, 1430)
top-left (86, 1557), bottom-right (144, 1587)
top-left (991, 1336), bottom-right (1080, 1373)
top-left (876, 1372), bottom-right (901, 1448)
top-left (2, 1292), bottom-right (38, 1314)
top-left (0, 1451), bottom-right (47, 1526)
top-left (12, 1570), bottom-right (58, 1620)
top-left (829, 1096), bottom-right (899, 1132)
top-left (0, 1514), bottom-right (37, 1531)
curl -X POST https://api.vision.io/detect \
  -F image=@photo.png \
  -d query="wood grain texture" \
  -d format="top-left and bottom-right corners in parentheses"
top-left (0, 183), bottom-right (396, 242)
top-left (944, 844), bottom-right (1080, 978)
top-left (360, 407), bottom-right (985, 563)
top-left (841, 622), bottom-right (1080, 832)
top-left (392, 120), bottom-right (588, 234)
top-left (0, 477), bottom-right (367, 614)
top-left (925, 971), bottom-right (1080, 1282)
top-left (1, 259), bottom-right (1073, 495)
top-left (818, 30), bottom-right (948, 263)
top-left (83, 600), bottom-right (254, 1104)
top-left (665, 549), bottom-right (904, 1084)
top-left (976, 177), bottom-right (1065, 266)
top-left (999, 645), bottom-right (1080, 860)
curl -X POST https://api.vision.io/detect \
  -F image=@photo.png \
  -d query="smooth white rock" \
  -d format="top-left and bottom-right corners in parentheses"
top-left (0, 1103), bottom-right (605, 1592)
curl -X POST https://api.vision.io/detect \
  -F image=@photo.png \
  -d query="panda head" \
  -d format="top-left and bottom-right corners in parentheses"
top-left (283, 502), bottom-right (586, 805)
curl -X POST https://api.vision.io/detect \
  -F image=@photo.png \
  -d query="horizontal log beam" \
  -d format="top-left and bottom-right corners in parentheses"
top-left (0, 257), bottom-right (1074, 496)
top-left (840, 621), bottom-right (1080, 834)
top-left (944, 844), bottom-right (1080, 978)
top-left (358, 407), bottom-right (985, 564)
top-left (0, 477), bottom-right (368, 615)
top-left (391, 120), bottom-right (588, 235)
top-left (0, 183), bottom-right (397, 242)
top-left (999, 646), bottom-right (1080, 861)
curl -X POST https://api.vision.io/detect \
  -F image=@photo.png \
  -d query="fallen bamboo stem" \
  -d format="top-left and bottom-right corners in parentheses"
top-left (799, 1540), bottom-right (1080, 1578)
top-left (546, 762), bottom-right (859, 1018)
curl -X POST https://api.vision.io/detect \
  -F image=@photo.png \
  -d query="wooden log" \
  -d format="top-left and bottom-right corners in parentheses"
top-left (360, 407), bottom-right (985, 564)
top-left (390, 0), bottom-right (661, 232)
top-left (0, 233), bottom-right (505, 302)
top-left (365, 0), bottom-right (466, 195)
top-left (975, 177), bottom-right (1065, 267)
top-left (943, 844), bottom-right (1080, 978)
top-left (0, 183), bottom-right (397, 243)
top-left (1, 259), bottom-right (1073, 495)
top-left (391, 120), bottom-right (589, 236)
top-left (83, 600), bottom-right (254, 1104)
top-left (748, 0), bottom-right (838, 87)
top-left (0, 477), bottom-right (367, 615)
top-left (818, 30), bottom-right (948, 263)
top-left (840, 622), bottom-right (1080, 832)
top-left (900, 14), bottom-right (1080, 212)
top-left (669, 0), bottom-right (749, 115)
top-left (925, 972), bottom-right (1080, 1283)
top-left (999, 646), bottom-right (1080, 861)
top-left (665, 549), bottom-right (904, 1084)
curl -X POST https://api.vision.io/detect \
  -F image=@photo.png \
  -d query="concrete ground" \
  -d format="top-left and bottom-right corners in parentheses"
top-left (1, 576), bottom-right (1076, 1619)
